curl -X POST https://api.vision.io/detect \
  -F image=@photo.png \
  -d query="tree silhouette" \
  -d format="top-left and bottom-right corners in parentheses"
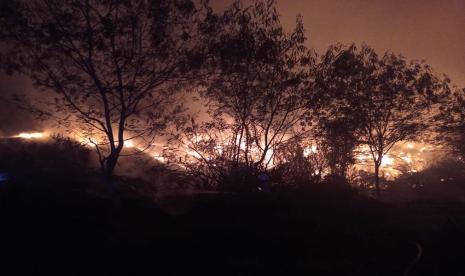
top-left (0, 0), bottom-right (207, 189)
top-left (436, 87), bottom-right (465, 161)
top-left (312, 44), bottom-right (365, 179)
top-left (272, 139), bottom-right (327, 186)
top-left (181, 0), bottom-right (314, 180)
top-left (326, 45), bottom-right (449, 195)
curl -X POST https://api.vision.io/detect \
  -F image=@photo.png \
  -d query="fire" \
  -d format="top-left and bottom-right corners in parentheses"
top-left (381, 155), bottom-right (394, 166)
top-left (13, 132), bottom-right (47, 139)
top-left (352, 141), bottom-right (439, 179)
top-left (8, 129), bottom-right (440, 177)
top-left (303, 145), bottom-right (318, 157)
top-left (153, 156), bottom-right (165, 162)
top-left (401, 155), bottom-right (412, 163)
top-left (124, 140), bottom-right (135, 148)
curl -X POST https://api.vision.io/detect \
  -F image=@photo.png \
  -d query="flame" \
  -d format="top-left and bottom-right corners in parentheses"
top-left (124, 140), bottom-right (135, 148)
top-left (153, 156), bottom-right (165, 162)
top-left (13, 132), bottom-right (47, 139)
top-left (401, 155), bottom-right (412, 163)
top-left (9, 129), bottom-right (439, 176)
top-left (381, 155), bottom-right (394, 166)
top-left (303, 144), bottom-right (318, 157)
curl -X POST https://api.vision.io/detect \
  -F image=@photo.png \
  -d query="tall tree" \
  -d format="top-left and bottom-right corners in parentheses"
top-left (437, 87), bottom-right (465, 160)
top-left (312, 44), bottom-right (364, 179)
top-left (328, 45), bottom-right (449, 195)
top-left (186, 0), bottom-right (314, 175)
top-left (0, 0), bottom-right (207, 189)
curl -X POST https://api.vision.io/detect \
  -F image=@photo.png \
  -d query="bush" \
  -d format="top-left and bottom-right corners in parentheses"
top-left (0, 136), bottom-right (91, 177)
top-left (386, 158), bottom-right (465, 202)
top-left (217, 163), bottom-right (260, 193)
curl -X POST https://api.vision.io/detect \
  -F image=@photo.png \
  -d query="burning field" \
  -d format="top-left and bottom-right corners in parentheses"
top-left (3, 131), bottom-right (446, 181)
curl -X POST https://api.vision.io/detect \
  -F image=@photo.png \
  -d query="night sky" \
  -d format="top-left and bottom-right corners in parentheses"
top-left (1, 0), bottom-right (464, 135)
top-left (213, 0), bottom-right (465, 87)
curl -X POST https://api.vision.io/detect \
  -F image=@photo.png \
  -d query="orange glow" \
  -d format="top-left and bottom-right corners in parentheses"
top-left (124, 140), bottom-right (135, 148)
top-left (353, 141), bottom-right (439, 179)
top-left (13, 132), bottom-right (47, 139)
top-left (381, 155), bottom-right (394, 166)
top-left (303, 145), bottom-right (318, 157)
top-left (153, 156), bottom-right (165, 162)
top-left (401, 155), bottom-right (412, 164)
top-left (9, 129), bottom-right (440, 175)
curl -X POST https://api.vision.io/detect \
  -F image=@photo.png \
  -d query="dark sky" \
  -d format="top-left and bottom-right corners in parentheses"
top-left (1, 0), bottom-right (464, 135)
top-left (213, 0), bottom-right (465, 87)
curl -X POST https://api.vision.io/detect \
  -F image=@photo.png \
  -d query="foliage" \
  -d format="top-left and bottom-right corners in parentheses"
top-left (312, 44), bottom-right (364, 178)
top-left (0, 0), bottom-right (208, 186)
top-left (316, 44), bottom-right (450, 194)
top-left (436, 87), bottom-right (465, 160)
top-left (271, 139), bottom-right (327, 187)
top-left (173, 0), bottom-right (315, 188)
top-left (0, 136), bottom-right (92, 183)
top-left (387, 158), bottom-right (465, 201)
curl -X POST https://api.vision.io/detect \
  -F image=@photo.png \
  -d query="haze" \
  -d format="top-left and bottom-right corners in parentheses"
top-left (213, 0), bottom-right (465, 87)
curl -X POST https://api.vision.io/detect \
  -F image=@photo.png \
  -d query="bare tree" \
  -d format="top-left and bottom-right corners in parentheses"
top-left (0, 0), bottom-right (208, 189)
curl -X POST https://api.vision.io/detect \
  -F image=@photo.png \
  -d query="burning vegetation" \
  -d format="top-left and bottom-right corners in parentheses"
top-left (4, 128), bottom-right (458, 200)
top-left (0, 0), bottom-right (463, 209)
top-left (1, 0), bottom-right (465, 275)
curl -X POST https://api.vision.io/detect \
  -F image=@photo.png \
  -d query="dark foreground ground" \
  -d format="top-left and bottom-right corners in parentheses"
top-left (1, 181), bottom-right (465, 276)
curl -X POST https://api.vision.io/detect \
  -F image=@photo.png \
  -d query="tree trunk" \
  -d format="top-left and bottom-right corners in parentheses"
top-left (374, 162), bottom-right (381, 196)
top-left (102, 154), bottom-right (123, 208)
top-left (102, 154), bottom-right (118, 194)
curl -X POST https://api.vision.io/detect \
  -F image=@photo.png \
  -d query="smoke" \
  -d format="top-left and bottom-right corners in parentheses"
top-left (0, 74), bottom-right (44, 136)
top-left (114, 150), bottom-right (190, 196)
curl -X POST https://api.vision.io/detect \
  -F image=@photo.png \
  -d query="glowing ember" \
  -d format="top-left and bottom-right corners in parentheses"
top-left (381, 155), bottom-right (394, 167)
top-left (401, 155), bottom-right (412, 163)
top-left (13, 132), bottom-right (46, 139)
top-left (186, 149), bottom-right (202, 159)
top-left (6, 130), bottom-right (440, 175)
top-left (352, 141), bottom-right (440, 179)
top-left (124, 140), bottom-right (135, 148)
top-left (264, 149), bottom-right (274, 166)
top-left (154, 156), bottom-right (165, 162)
top-left (303, 145), bottom-right (318, 157)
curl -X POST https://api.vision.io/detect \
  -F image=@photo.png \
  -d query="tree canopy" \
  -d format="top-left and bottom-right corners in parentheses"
top-left (317, 44), bottom-right (450, 194)
top-left (0, 0), bottom-right (209, 187)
